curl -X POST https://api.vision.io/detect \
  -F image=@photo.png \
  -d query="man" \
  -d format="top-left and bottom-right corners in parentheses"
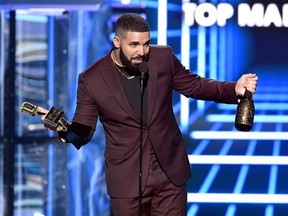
top-left (38, 13), bottom-right (258, 215)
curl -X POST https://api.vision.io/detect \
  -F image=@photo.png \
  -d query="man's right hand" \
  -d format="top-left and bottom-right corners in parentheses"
top-left (36, 106), bottom-right (66, 132)
top-left (36, 107), bottom-right (49, 117)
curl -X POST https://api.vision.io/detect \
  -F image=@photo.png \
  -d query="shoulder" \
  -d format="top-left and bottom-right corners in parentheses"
top-left (148, 45), bottom-right (175, 65)
top-left (150, 44), bottom-right (173, 53)
top-left (149, 45), bottom-right (174, 60)
top-left (80, 51), bottom-right (112, 78)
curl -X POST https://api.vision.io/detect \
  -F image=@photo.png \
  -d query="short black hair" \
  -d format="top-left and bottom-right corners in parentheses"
top-left (115, 13), bottom-right (150, 38)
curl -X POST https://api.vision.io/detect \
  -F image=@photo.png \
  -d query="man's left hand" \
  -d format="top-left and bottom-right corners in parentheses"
top-left (235, 73), bottom-right (258, 96)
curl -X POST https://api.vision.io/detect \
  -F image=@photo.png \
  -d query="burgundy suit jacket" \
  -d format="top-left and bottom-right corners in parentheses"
top-left (71, 45), bottom-right (238, 198)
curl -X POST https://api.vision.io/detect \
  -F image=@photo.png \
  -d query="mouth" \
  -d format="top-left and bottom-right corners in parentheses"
top-left (132, 57), bottom-right (143, 64)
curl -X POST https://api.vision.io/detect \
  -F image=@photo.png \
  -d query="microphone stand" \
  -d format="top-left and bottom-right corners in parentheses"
top-left (138, 71), bottom-right (145, 216)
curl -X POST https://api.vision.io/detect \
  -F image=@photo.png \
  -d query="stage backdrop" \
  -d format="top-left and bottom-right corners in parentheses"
top-left (0, 0), bottom-right (287, 216)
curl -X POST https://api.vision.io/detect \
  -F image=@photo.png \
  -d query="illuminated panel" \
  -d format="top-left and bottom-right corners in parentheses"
top-left (190, 131), bottom-right (288, 140)
top-left (265, 146), bottom-right (279, 214)
top-left (209, 25), bottom-right (217, 79)
top-left (157, 0), bottom-right (167, 45)
top-left (253, 93), bottom-right (288, 101)
top-left (181, 1), bottom-right (288, 215)
top-left (196, 25), bottom-right (205, 112)
top-left (0, 12), bottom-right (5, 136)
top-left (1, 0), bottom-right (98, 3)
top-left (231, 140), bottom-right (257, 208)
top-left (0, 0), bottom-right (101, 10)
top-left (217, 102), bottom-right (288, 110)
top-left (196, 140), bottom-right (233, 197)
top-left (47, 17), bottom-right (55, 216)
top-left (188, 155), bottom-right (288, 165)
top-left (238, 3), bottom-right (288, 27)
top-left (206, 114), bottom-right (288, 123)
top-left (265, 205), bottom-right (274, 216)
top-left (218, 27), bottom-right (226, 81)
top-left (187, 193), bottom-right (288, 204)
top-left (180, 0), bottom-right (191, 133)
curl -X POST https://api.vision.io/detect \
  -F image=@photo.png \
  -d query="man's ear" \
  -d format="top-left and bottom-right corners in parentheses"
top-left (113, 36), bottom-right (120, 49)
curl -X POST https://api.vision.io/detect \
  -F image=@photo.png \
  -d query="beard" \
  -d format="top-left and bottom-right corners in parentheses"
top-left (119, 47), bottom-right (149, 75)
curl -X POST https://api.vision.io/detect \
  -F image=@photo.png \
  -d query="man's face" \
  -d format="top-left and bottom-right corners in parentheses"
top-left (119, 31), bottom-right (150, 73)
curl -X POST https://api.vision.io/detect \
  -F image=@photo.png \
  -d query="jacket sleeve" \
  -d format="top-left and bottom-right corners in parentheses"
top-left (171, 48), bottom-right (238, 104)
top-left (57, 72), bottom-right (99, 150)
top-left (58, 122), bottom-right (95, 150)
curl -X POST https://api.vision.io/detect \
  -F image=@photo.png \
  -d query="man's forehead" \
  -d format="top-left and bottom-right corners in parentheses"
top-left (124, 31), bottom-right (150, 41)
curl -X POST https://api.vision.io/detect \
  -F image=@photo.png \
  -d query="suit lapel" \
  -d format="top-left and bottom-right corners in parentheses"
top-left (101, 54), bottom-right (141, 122)
top-left (146, 60), bottom-right (158, 126)
top-left (100, 51), bottom-right (159, 126)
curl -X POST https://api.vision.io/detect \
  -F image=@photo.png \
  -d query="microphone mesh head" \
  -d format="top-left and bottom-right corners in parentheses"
top-left (139, 61), bottom-right (149, 75)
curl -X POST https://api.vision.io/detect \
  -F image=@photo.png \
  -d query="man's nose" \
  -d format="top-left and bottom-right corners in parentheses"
top-left (137, 46), bottom-right (145, 56)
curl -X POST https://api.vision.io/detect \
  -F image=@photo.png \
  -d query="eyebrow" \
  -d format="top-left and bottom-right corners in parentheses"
top-left (129, 39), bottom-right (150, 45)
top-left (144, 40), bottom-right (151, 45)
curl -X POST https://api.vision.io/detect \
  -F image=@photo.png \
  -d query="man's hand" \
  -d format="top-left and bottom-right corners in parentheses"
top-left (36, 106), bottom-right (49, 117)
top-left (235, 73), bottom-right (258, 96)
top-left (36, 106), bottom-right (66, 131)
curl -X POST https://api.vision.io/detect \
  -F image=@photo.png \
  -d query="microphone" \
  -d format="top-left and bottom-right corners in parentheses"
top-left (139, 61), bottom-right (149, 81)
top-left (20, 102), bottom-right (70, 131)
top-left (138, 61), bottom-right (149, 216)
